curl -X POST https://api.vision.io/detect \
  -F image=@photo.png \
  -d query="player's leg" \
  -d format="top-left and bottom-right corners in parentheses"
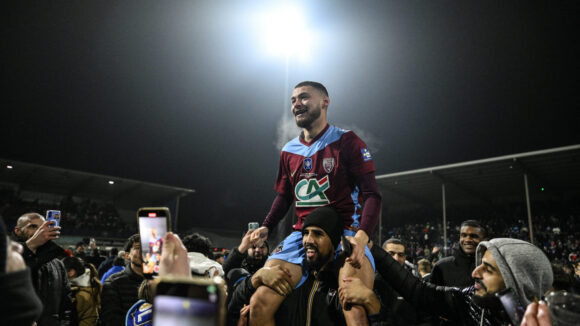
top-left (249, 258), bottom-right (302, 326)
top-left (339, 255), bottom-right (374, 326)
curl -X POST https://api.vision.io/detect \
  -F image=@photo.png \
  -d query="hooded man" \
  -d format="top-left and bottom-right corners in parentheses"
top-left (342, 238), bottom-right (553, 326)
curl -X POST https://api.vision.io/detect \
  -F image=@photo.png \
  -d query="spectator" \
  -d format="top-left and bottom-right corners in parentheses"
top-left (97, 247), bottom-right (119, 279)
top-left (230, 206), bottom-right (368, 325)
top-left (75, 241), bottom-right (87, 259)
top-left (100, 234), bottom-right (144, 326)
top-left (84, 238), bottom-right (105, 270)
top-left (360, 238), bottom-right (553, 325)
top-left (182, 232), bottom-right (224, 278)
top-left (431, 220), bottom-right (487, 288)
top-left (100, 250), bottom-right (126, 284)
top-left (377, 237), bottom-right (433, 326)
top-left (223, 229), bottom-right (269, 280)
top-left (574, 261), bottom-right (580, 294)
top-left (14, 212), bottom-right (72, 326)
top-left (63, 257), bottom-right (102, 326)
top-left (0, 215), bottom-right (43, 325)
top-left (417, 258), bottom-right (432, 281)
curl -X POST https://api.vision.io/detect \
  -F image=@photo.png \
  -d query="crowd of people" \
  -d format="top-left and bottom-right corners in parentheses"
top-left (2, 81), bottom-right (577, 326)
top-left (0, 189), bottom-right (133, 238)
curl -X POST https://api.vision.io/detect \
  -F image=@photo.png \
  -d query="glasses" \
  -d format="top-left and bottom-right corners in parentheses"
top-left (387, 251), bottom-right (406, 258)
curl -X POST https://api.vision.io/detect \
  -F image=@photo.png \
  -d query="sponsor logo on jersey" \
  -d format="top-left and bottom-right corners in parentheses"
top-left (295, 176), bottom-right (330, 207)
top-left (323, 158), bottom-right (335, 173)
top-left (300, 172), bottom-right (317, 178)
top-left (361, 148), bottom-right (372, 162)
top-left (303, 158), bottom-right (313, 172)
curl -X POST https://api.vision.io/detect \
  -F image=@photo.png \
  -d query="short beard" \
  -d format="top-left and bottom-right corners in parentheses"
top-left (471, 293), bottom-right (503, 311)
top-left (305, 250), bottom-right (332, 271)
top-left (295, 106), bottom-right (322, 129)
top-left (246, 255), bottom-right (267, 268)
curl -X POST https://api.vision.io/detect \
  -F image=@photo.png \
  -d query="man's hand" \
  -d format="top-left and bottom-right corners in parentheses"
top-left (26, 220), bottom-right (60, 253)
top-left (345, 230), bottom-right (369, 269)
top-left (159, 232), bottom-right (191, 277)
top-left (250, 226), bottom-right (268, 247)
top-left (520, 301), bottom-right (552, 326)
top-left (251, 266), bottom-right (293, 297)
top-left (238, 304), bottom-right (250, 326)
top-left (238, 229), bottom-right (255, 254)
top-left (339, 277), bottom-right (380, 314)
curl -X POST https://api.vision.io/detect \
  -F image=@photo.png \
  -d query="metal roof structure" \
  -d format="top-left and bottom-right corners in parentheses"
top-left (0, 159), bottom-right (195, 210)
top-left (374, 144), bottom-right (580, 244)
top-left (376, 144), bottom-right (580, 212)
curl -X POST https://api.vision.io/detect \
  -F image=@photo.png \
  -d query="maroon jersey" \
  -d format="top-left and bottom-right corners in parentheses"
top-left (274, 124), bottom-right (376, 230)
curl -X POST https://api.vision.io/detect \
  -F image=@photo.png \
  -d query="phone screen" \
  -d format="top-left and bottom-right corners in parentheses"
top-left (138, 208), bottom-right (170, 277)
top-left (154, 280), bottom-right (221, 326)
top-left (46, 210), bottom-right (61, 228)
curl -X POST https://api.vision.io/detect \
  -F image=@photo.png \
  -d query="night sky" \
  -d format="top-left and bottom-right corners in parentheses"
top-left (2, 1), bottom-right (578, 231)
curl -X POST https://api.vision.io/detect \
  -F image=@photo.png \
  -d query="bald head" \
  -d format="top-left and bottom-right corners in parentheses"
top-left (14, 213), bottom-right (44, 241)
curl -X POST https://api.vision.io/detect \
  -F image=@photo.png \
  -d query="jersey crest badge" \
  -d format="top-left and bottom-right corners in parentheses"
top-left (323, 158), bottom-right (335, 173)
top-left (303, 158), bottom-right (313, 172)
top-left (361, 148), bottom-right (372, 162)
top-left (295, 176), bottom-right (330, 207)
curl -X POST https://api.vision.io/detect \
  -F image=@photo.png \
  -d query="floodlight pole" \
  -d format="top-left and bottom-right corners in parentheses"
top-left (441, 183), bottom-right (447, 256)
top-left (523, 174), bottom-right (534, 243)
top-left (174, 195), bottom-right (181, 231)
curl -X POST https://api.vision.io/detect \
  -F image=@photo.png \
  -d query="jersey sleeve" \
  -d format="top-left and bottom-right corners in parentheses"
top-left (273, 152), bottom-right (293, 196)
top-left (342, 132), bottom-right (376, 177)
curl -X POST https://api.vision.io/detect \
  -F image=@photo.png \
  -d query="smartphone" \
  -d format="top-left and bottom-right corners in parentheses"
top-left (496, 288), bottom-right (525, 325)
top-left (137, 207), bottom-right (171, 278)
top-left (341, 235), bottom-right (352, 258)
top-left (248, 222), bottom-right (259, 231)
top-left (154, 276), bottom-right (226, 326)
top-left (46, 210), bottom-right (61, 228)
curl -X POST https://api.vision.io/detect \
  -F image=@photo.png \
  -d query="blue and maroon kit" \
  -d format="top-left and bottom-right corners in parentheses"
top-left (263, 124), bottom-right (382, 283)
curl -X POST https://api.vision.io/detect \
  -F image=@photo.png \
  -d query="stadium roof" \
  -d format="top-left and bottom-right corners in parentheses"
top-left (0, 159), bottom-right (195, 209)
top-left (375, 144), bottom-right (580, 214)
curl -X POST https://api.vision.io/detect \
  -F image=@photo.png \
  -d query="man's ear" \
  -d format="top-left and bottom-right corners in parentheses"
top-left (322, 96), bottom-right (330, 109)
top-left (125, 252), bottom-right (130, 259)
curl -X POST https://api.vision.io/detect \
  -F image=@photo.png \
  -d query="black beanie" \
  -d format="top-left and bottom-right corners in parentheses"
top-left (302, 207), bottom-right (343, 249)
top-left (0, 218), bottom-right (7, 274)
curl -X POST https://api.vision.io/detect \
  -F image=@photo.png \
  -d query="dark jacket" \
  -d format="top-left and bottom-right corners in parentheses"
top-left (222, 247), bottom-right (266, 278)
top-left (100, 262), bottom-right (143, 326)
top-left (431, 246), bottom-right (475, 288)
top-left (371, 245), bottom-right (508, 326)
top-left (228, 267), bottom-right (346, 326)
top-left (21, 240), bottom-right (72, 326)
top-left (228, 264), bottom-right (388, 326)
top-left (0, 268), bottom-right (44, 326)
top-left (97, 255), bottom-right (115, 279)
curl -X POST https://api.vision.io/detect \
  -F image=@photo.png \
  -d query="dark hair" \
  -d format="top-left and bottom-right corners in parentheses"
top-left (383, 237), bottom-right (405, 248)
top-left (460, 220), bottom-right (487, 238)
top-left (124, 234), bottom-right (141, 253)
top-left (294, 81), bottom-right (329, 97)
top-left (62, 256), bottom-right (85, 278)
top-left (552, 263), bottom-right (574, 292)
top-left (109, 247), bottom-right (119, 257)
top-left (182, 233), bottom-right (213, 257)
top-left (85, 262), bottom-right (102, 304)
top-left (75, 241), bottom-right (85, 248)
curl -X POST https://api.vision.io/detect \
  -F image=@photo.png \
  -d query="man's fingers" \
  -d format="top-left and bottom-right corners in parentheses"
top-left (522, 302), bottom-right (539, 326)
top-left (536, 301), bottom-right (551, 324)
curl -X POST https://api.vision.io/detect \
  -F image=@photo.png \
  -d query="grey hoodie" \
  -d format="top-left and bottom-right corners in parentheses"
top-left (476, 238), bottom-right (553, 306)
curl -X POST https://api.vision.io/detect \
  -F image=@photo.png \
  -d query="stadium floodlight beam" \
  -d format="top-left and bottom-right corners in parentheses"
top-left (257, 4), bottom-right (313, 61)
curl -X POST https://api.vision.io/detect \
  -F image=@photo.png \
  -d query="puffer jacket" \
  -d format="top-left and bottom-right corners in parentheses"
top-left (100, 263), bottom-right (143, 326)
